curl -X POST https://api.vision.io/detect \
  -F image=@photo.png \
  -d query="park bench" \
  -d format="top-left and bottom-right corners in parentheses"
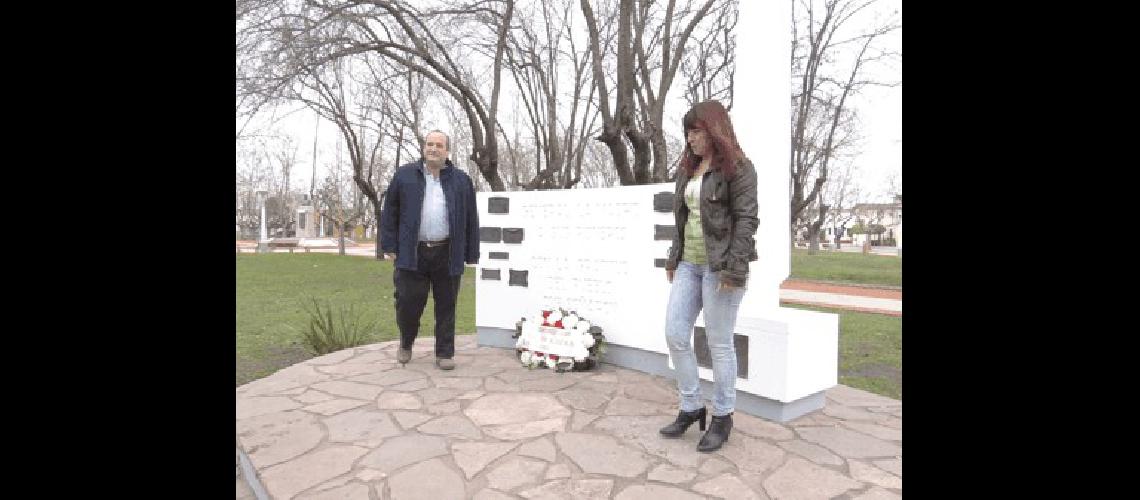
top-left (236, 238), bottom-right (355, 253)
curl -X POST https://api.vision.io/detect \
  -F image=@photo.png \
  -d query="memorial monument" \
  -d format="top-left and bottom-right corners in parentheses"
top-left (474, 1), bottom-right (837, 422)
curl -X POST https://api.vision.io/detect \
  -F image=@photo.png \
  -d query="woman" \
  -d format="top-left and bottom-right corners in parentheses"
top-left (659, 99), bottom-right (758, 452)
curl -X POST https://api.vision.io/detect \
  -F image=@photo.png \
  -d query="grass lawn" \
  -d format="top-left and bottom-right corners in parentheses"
top-left (789, 248), bottom-right (901, 287)
top-left (784, 303), bottom-right (902, 400)
top-left (238, 254), bottom-right (902, 401)
top-left (236, 253), bottom-right (475, 386)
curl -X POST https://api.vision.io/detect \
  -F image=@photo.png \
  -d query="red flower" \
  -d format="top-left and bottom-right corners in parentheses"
top-left (535, 351), bottom-right (544, 356)
top-left (554, 320), bottom-right (563, 328)
top-left (542, 310), bottom-right (551, 318)
top-left (550, 354), bottom-right (559, 360)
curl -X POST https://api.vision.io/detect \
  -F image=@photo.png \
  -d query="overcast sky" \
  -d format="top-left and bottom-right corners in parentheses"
top-left (238, 0), bottom-right (900, 201)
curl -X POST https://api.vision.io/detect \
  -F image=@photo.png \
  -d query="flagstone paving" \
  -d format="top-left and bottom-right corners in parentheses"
top-left (237, 336), bottom-right (902, 499)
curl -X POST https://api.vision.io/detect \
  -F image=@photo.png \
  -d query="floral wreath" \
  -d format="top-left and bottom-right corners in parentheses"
top-left (513, 307), bottom-right (606, 372)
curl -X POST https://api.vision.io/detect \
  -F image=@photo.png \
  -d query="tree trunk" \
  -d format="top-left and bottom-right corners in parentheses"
top-left (338, 220), bottom-right (346, 256)
top-left (374, 203), bottom-right (383, 260)
top-left (311, 120), bottom-right (319, 209)
top-left (650, 126), bottom-right (669, 182)
top-left (808, 231), bottom-right (820, 254)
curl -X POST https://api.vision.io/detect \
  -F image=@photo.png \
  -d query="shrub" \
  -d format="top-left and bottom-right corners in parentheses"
top-left (295, 297), bottom-right (374, 355)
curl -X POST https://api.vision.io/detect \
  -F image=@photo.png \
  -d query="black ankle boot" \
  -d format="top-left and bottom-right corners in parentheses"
top-left (659, 407), bottom-right (707, 438)
top-left (697, 413), bottom-right (733, 452)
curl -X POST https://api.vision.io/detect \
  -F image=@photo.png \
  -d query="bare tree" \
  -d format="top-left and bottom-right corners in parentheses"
top-left (266, 136), bottom-right (301, 235)
top-left (578, 0), bottom-right (634, 185)
top-left (240, 4), bottom-right (446, 257)
top-left (631, 0), bottom-right (721, 182)
top-left (236, 146), bottom-right (271, 239)
top-left (811, 160), bottom-right (860, 252)
top-left (316, 0), bottom-right (516, 190)
top-left (501, 0), bottom-right (600, 190)
top-left (358, 59), bottom-right (436, 256)
top-left (316, 154), bottom-right (367, 255)
top-left (238, 0), bottom-right (738, 198)
top-left (577, 0), bottom-right (728, 185)
top-left (789, 0), bottom-right (901, 238)
top-left (291, 54), bottom-right (388, 254)
top-left (238, 0), bottom-right (517, 191)
top-left (578, 140), bottom-right (621, 188)
top-left (238, 132), bottom-right (303, 239)
top-left (310, 119), bottom-right (320, 208)
top-left (832, 165), bottom-right (862, 250)
top-left (679, 0), bottom-right (737, 109)
top-left (798, 108), bottom-right (861, 253)
top-left (883, 169), bottom-right (900, 202)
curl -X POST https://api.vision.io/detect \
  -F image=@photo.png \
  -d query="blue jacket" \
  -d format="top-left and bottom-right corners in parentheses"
top-left (380, 159), bottom-right (480, 276)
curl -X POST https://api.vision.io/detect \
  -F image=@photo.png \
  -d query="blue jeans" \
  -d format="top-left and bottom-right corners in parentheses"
top-left (665, 261), bottom-right (746, 416)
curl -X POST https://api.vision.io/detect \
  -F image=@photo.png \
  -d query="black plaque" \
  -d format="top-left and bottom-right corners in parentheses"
top-left (654, 258), bottom-right (667, 268)
top-left (654, 224), bottom-right (677, 240)
top-left (480, 227), bottom-right (502, 243)
top-left (693, 326), bottom-right (749, 378)
top-left (508, 269), bottom-right (529, 287)
top-left (653, 192), bottom-right (674, 212)
top-left (502, 228), bottom-right (525, 244)
top-left (488, 197), bottom-right (510, 214)
top-left (481, 268), bottom-right (501, 280)
top-left (489, 251), bottom-right (509, 259)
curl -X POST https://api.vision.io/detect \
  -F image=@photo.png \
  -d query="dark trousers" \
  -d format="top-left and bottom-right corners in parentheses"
top-left (394, 241), bottom-right (461, 358)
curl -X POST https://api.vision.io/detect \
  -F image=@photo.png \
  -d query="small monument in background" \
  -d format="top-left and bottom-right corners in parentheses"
top-left (296, 204), bottom-right (318, 238)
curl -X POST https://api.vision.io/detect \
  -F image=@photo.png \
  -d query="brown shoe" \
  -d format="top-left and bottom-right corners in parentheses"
top-left (435, 358), bottom-right (455, 370)
top-left (397, 347), bottom-right (411, 366)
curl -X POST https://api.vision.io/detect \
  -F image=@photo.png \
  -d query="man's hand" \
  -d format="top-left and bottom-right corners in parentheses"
top-left (717, 280), bottom-right (738, 292)
top-left (384, 253), bottom-right (397, 260)
top-left (666, 269), bottom-right (674, 283)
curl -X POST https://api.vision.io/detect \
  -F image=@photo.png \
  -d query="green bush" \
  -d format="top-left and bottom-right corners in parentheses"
top-left (295, 297), bottom-right (375, 355)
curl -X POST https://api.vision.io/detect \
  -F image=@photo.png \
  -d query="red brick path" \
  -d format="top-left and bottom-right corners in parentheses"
top-left (781, 279), bottom-right (901, 300)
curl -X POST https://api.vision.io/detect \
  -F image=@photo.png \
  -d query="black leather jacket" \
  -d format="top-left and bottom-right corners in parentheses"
top-left (665, 157), bottom-right (759, 287)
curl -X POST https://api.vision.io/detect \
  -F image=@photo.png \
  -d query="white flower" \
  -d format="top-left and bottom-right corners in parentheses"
top-left (575, 320), bottom-right (591, 332)
top-left (562, 314), bottom-right (579, 330)
top-left (571, 343), bottom-right (589, 360)
top-left (583, 336), bottom-right (595, 348)
top-left (546, 356), bottom-right (558, 369)
top-left (519, 350), bottom-right (533, 365)
top-left (547, 310), bottom-right (563, 325)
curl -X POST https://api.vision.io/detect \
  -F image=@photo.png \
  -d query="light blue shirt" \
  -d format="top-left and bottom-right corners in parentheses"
top-left (418, 163), bottom-right (450, 241)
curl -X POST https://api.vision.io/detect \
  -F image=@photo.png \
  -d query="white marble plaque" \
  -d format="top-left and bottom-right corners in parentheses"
top-left (476, 184), bottom-right (674, 354)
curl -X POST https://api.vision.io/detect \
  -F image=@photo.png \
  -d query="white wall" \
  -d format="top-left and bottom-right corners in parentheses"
top-left (734, 0), bottom-right (791, 313)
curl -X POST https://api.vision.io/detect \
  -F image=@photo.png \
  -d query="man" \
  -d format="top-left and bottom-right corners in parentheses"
top-left (380, 130), bottom-right (480, 370)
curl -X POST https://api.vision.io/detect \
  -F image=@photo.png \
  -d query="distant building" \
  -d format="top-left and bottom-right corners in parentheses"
top-left (849, 201), bottom-right (902, 246)
top-left (797, 198), bottom-right (902, 248)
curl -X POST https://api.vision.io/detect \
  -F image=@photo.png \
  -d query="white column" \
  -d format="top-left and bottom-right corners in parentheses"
top-left (257, 190), bottom-right (269, 253)
top-left (896, 221), bottom-right (903, 257)
top-left (259, 204), bottom-right (267, 242)
top-left (734, 0), bottom-right (791, 313)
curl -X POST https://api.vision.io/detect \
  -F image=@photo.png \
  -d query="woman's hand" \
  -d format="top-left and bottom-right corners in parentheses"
top-left (717, 280), bottom-right (738, 292)
top-left (666, 269), bottom-right (674, 283)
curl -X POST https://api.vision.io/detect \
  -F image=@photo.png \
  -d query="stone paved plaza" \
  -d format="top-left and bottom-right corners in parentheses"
top-left (237, 335), bottom-right (902, 499)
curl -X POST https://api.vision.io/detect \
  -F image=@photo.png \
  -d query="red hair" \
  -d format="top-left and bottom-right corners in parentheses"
top-left (680, 100), bottom-right (744, 178)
